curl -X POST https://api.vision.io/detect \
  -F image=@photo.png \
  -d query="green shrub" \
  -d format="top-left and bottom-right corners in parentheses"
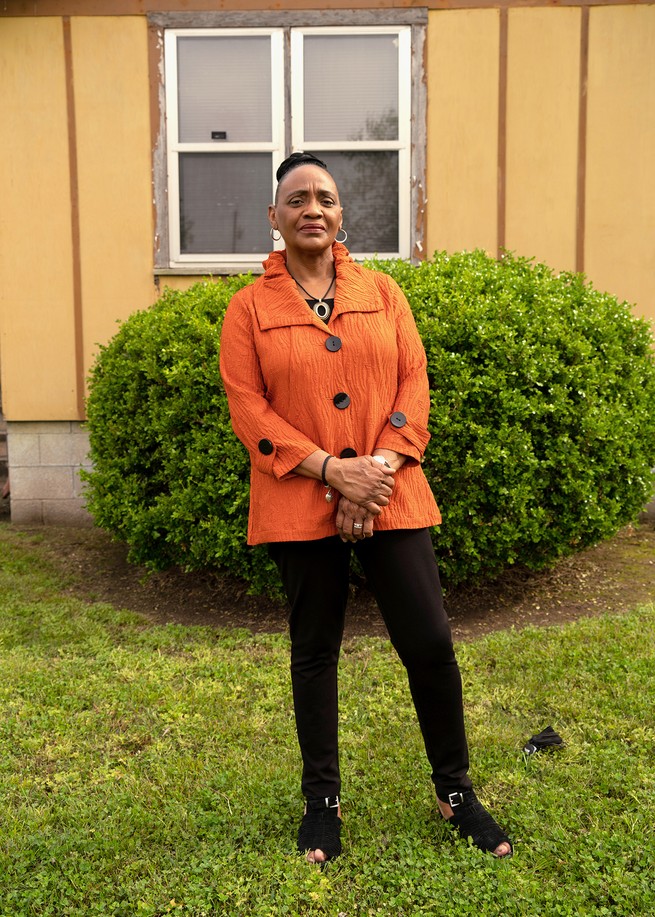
top-left (83, 251), bottom-right (655, 592)
top-left (82, 275), bottom-right (276, 597)
top-left (370, 251), bottom-right (655, 582)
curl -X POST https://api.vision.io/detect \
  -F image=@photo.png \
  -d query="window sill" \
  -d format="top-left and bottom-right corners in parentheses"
top-left (154, 263), bottom-right (264, 277)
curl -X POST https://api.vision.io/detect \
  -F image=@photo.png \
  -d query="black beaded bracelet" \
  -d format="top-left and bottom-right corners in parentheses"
top-left (321, 454), bottom-right (335, 486)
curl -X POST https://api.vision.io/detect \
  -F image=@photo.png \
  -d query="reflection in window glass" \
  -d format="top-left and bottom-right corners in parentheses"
top-left (179, 153), bottom-right (272, 254)
top-left (177, 37), bottom-right (272, 143)
top-left (303, 35), bottom-right (398, 142)
top-left (315, 151), bottom-right (399, 252)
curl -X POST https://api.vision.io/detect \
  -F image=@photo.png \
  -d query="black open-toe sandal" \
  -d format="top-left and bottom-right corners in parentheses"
top-left (439, 790), bottom-right (513, 857)
top-left (298, 795), bottom-right (342, 861)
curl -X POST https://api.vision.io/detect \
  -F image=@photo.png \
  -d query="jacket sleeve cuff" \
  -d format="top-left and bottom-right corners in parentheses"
top-left (252, 437), bottom-right (317, 480)
top-left (375, 411), bottom-right (430, 466)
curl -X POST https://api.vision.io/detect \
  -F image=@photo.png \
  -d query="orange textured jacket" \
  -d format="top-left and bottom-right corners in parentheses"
top-left (219, 243), bottom-right (441, 544)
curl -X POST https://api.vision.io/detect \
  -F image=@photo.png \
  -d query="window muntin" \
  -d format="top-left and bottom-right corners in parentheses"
top-left (164, 26), bottom-right (411, 267)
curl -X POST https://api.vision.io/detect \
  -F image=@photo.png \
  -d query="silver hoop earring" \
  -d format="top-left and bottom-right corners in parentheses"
top-left (335, 228), bottom-right (348, 243)
top-left (270, 227), bottom-right (281, 241)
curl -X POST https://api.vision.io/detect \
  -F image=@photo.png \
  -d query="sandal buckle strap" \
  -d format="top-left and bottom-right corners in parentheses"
top-left (306, 794), bottom-right (340, 811)
top-left (447, 791), bottom-right (466, 808)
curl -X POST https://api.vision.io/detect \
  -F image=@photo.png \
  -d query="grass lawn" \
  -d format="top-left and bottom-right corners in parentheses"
top-left (1, 524), bottom-right (654, 917)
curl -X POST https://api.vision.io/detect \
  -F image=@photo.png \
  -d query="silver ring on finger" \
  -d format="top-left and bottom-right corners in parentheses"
top-left (353, 523), bottom-right (363, 529)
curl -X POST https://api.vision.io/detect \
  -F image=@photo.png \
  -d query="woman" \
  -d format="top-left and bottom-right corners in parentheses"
top-left (219, 152), bottom-right (512, 862)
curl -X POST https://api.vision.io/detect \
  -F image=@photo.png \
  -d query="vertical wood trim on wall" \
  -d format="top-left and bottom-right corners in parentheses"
top-left (283, 29), bottom-right (292, 154)
top-left (63, 17), bottom-right (85, 420)
top-left (412, 22), bottom-right (428, 261)
top-left (497, 7), bottom-right (508, 258)
top-left (149, 21), bottom-right (168, 272)
top-left (576, 5), bottom-right (589, 273)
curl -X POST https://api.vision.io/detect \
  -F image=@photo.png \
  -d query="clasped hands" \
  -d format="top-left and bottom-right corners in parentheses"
top-left (326, 455), bottom-right (396, 543)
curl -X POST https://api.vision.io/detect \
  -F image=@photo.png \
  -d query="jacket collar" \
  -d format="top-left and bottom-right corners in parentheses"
top-left (254, 243), bottom-right (383, 331)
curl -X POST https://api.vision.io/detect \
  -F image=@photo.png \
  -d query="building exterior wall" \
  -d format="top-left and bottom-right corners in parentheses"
top-left (504, 6), bottom-right (581, 272)
top-left (426, 8), bottom-right (500, 256)
top-left (0, 15), bottom-right (158, 423)
top-left (584, 4), bottom-right (655, 312)
top-left (72, 17), bottom-right (157, 387)
top-left (425, 3), bottom-right (655, 320)
top-left (0, 1), bottom-right (653, 525)
top-left (0, 17), bottom-right (79, 422)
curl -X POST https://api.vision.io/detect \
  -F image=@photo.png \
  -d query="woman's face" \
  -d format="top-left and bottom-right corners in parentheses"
top-left (269, 165), bottom-right (343, 256)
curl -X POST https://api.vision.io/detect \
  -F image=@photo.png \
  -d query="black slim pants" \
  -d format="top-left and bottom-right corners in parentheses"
top-left (268, 528), bottom-right (472, 802)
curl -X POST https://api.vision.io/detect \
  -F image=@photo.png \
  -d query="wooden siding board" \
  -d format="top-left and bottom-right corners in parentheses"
top-left (1, 1), bottom-right (651, 16)
top-left (0, 18), bottom-right (79, 420)
top-left (426, 8), bottom-right (500, 256)
top-left (505, 6), bottom-right (581, 272)
top-left (584, 4), bottom-right (655, 320)
top-left (71, 16), bottom-right (157, 383)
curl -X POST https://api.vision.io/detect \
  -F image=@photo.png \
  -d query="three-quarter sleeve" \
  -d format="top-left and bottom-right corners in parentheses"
top-left (220, 290), bottom-right (319, 479)
top-left (373, 275), bottom-right (431, 465)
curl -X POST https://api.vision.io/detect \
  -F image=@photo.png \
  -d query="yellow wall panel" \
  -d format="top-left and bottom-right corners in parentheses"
top-left (0, 18), bottom-right (79, 420)
top-left (585, 6), bottom-right (655, 324)
top-left (426, 9), bottom-right (499, 256)
top-left (71, 16), bottom-right (157, 380)
top-left (156, 277), bottom-right (209, 294)
top-left (505, 7), bottom-right (580, 273)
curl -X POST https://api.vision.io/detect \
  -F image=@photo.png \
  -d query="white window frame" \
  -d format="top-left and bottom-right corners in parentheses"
top-left (152, 11), bottom-right (426, 274)
top-left (164, 28), bottom-right (285, 268)
top-left (290, 26), bottom-right (412, 261)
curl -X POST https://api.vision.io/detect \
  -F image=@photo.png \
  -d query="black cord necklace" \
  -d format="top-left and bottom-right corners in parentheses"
top-left (289, 267), bottom-right (336, 321)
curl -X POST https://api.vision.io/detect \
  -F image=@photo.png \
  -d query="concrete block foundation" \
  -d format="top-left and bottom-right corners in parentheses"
top-left (6, 421), bottom-right (93, 525)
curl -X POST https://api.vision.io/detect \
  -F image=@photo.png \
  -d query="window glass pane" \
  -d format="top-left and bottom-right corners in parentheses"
top-left (177, 37), bottom-right (272, 143)
top-left (179, 153), bottom-right (272, 254)
top-left (315, 151), bottom-right (399, 252)
top-left (303, 35), bottom-right (398, 142)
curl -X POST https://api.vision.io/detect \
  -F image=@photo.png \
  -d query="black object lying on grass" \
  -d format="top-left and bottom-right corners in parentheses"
top-left (523, 726), bottom-right (564, 756)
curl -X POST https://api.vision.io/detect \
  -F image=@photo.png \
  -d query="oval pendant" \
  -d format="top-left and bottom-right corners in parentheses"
top-left (313, 300), bottom-right (331, 321)
top-left (325, 488), bottom-right (333, 503)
